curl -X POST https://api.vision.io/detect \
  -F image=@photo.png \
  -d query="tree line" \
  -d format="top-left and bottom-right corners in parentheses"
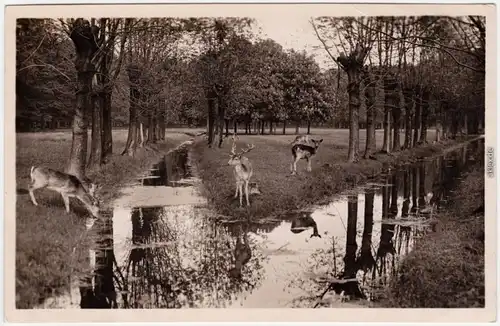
top-left (16, 15), bottom-right (485, 179)
top-left (312, 16), bottom-right (485, 161)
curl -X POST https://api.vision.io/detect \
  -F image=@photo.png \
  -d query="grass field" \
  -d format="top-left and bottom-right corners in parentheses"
top-left (15, 129), bottom-right (191, 308)
top-left (192, 128), bottom-right (447, 222)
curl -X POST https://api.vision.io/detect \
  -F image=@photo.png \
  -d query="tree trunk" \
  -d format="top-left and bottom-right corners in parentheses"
top-left (122, 65), bottom-right (140, 156)
top-left (382, 107), bottom-right (391, 153)
top-left (68, 19), bottom-right (99, 179)
top-left (435, 101), bottom-right (443, 143)
top-left (364, 73), bottom-right (377, 158)
top-left (307, 120), bottom-right (311, 134)
top-left (347, 69), bottom-right (361, 162)
top-left (463, 114), bottom-right (468, 135)
top-left (207, 94), bottom-right (216, 147)
top-left (139, 121), bottom-right (145, 147)
top-left (217, 97), bottom-right (225, 148)
top-left (269, 120), bottom-right (273, 134)
top-left (102, 90), bottom-right (113, 160)
top-left (419, 90), bottom-right (429, 144)
top-left (68, 68), bottom-right (93, 178)
top-left (147, 110), bottom-right (154, 144)
top-left (233, 120), bottom-right (237, 134)
top-left (158, 105), bottom-right (166, 141)
top-left (225, 119), bottom-right (229, 137)
top-left (295, 121), bottom-right (300, 135)
top-left (261, 120), bottom-right (265, 135)
top-left (88, 75), bottom-right (103, 169)
top-left (412, 86), bottom-right (422, 147)
top-left (403, 89), bottom-right (413, 149)
top-left (282, 121), bottom-right (286, 134)
top-left (450, 108), bottom-right (459, 139)
top-left (391, 81), bottom-right (403, 152)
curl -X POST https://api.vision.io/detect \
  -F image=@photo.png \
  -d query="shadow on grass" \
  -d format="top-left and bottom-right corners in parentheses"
top-left (16, 188), bottom-right (29, 195)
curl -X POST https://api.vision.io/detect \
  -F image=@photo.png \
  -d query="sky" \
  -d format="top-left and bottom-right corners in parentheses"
top-left (254, 16), bottom-right (335, 71)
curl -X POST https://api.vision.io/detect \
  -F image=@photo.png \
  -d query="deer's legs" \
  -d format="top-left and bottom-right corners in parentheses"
top-left (28, 185), bottom-right (39, 206)
top-left (291, 156), bottom-right (300, 175)
top-left (244, 181), bottom-right (250, 206)
top-left (234, 182), bottom-right (240, 199)
top-left (28, 178), bottom-right (46, 206)
top-left (306, 157), bottom-right (312, 172)
top-left (61, 193), bottom-right (71, 213)
top-left (238, 183), bottom-right (244, 207)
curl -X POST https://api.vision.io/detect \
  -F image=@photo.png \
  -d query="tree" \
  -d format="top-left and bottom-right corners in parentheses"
top-left (64, 18), bottom-right (99, 179)
top-left (312, 17), bottom-right (375, 162)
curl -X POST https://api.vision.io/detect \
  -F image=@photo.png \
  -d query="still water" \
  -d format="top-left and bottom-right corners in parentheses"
top-left (75, 138), bottom-right (484, 309)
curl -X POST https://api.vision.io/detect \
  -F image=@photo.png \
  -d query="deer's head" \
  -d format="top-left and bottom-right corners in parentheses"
top-left (228, 133), bottom-right (255, 166)
top-left (311, 138), bottom-right (324, 149)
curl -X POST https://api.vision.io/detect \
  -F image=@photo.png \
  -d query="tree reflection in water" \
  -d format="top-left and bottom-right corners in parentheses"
top-left (356, 188), bottom-right (375, 273)
top-left (80, 210), bottom-right (117, 309)
top-left (398, 169), bottom-right (412, 256)
top-left (78, 141), bottom-right (483, 308)
top-left (110, 205), bottom-right (264, 308)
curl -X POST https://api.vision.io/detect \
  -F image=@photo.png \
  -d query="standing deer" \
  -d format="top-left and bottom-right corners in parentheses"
top-left (228, 134), bottom-right (256, 207)
top-left (290, 138), bottom-right (324, 175)
top-left (28, 166), bottom-right (100, 217)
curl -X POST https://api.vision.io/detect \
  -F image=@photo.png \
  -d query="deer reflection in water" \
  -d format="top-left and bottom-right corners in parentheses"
top-left (290, 212), bottom-right (321, 238)
top-left (228, 223), bottom-right (252, 280)
top-left (106, 206), bottom-right (265, 308)
top-left (79, 211), bottom-right (118, 309)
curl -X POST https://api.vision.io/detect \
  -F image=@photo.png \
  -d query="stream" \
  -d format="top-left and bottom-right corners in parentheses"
top-left (40, 138), bottom-right (485, 309)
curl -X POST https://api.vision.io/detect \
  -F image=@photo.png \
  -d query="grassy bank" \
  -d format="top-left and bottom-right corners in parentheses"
top-left (15, 130), bottom-right (190, 308)
top-left (191, 128), bottom-right (475, 221)
top-left (381, 163), bottom-right (485, 308)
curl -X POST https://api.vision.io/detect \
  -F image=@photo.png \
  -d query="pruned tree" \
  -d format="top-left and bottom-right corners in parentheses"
top-left (312, 17), bottom-right (375, 162)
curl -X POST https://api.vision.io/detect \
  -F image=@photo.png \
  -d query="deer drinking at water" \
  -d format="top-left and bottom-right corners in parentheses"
top-left (228, 134), bottom-right (256, 207)
top-left (28, 166), bottom-right (100, 217)
top-left (290, 138), bottom-right (323, 175)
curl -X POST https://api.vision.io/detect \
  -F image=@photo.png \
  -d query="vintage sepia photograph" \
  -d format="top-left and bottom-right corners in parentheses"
top-left (5, 2), bottom-right (496, 323)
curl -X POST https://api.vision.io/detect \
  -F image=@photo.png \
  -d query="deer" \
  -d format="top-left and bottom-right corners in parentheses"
top-left (28, 166), bottom-right (101, 218)
top-left (228, 133), bottom-right (256, 207)
top-left (290, 138), bottom-right (324, 175)
top-left (290, 212), bottom-right (321, 238)
top-left (228, 224), bottom-right (252, 280)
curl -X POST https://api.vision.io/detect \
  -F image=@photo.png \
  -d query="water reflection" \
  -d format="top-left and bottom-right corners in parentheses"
top-left (290, 213), bottom-right (321, 238)
top-left (77, 139), bottom-right (484, 309)
top-left (80, 211), bottom-right (117, 308)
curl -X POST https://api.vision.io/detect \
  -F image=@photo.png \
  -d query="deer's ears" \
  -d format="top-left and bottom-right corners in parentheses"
top-left (318, 139), bottom-right (323, 143)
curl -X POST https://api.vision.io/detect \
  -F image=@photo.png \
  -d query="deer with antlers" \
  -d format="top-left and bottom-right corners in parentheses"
top-left (228, 133), bottom-right (256, 207)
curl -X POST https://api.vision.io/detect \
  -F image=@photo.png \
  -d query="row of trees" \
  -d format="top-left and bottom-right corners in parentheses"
top-left (312, 15), bottom-right (485, 161)
top-left (17, 18), bottom-right (342, 180)
top-left (16, 15), bottom-right (485, 179)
